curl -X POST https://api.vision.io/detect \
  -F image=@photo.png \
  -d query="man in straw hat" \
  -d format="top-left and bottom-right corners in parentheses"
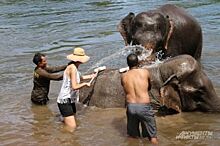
top-left (31, 52), bottom-right (67, 105)
top-left (57, 47), bottom-right (97, 132)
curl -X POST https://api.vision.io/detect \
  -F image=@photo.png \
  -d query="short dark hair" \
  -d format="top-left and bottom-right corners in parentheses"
top-left (127, 53), bottom-right (138, 68)
top-left (33, 53), bottom-right (45, 65)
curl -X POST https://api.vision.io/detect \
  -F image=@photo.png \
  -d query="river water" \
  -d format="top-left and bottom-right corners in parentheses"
top-left (0, 0), bottom-right (219, 146)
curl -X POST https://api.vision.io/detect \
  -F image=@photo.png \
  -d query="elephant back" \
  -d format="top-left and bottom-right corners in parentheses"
top-left (80, 69), bottom-right (126, 108)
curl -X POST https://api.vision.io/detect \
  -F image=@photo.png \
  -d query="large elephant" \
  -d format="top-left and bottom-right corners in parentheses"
top-left (117, 4), bottom-right (202, 61)
top-left (79, 55), bottom-right (220, 113)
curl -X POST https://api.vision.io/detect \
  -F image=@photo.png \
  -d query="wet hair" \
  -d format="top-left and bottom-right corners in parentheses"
top-left (127, 53), bottom-right (138, 68)
top-left (33, 53), bottom-right (45, 65)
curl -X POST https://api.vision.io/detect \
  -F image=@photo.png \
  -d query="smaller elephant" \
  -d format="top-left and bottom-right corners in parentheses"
top-left (79, 55), bottom-right (220, 114)
top-left (148, 55), bottom-right (220, 113)
top-left (117, 4), bottom-right (202, 61)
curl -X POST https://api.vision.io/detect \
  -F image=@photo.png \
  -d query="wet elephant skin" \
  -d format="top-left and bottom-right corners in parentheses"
top-left (80, 55), bottom-right (220, 113)
top-left (117, 4), bottom-right (202, 61)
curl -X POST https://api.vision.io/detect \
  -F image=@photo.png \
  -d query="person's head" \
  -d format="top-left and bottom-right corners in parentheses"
top-left (127, 53), bottom-right (139, 68)
top-left (33, 53), bottom-right (47, 68)
top-left (67, 47), bottom-right (90, 66)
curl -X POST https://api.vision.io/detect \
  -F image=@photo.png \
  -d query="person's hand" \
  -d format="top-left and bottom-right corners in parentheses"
top-left (85, 82), bottom-right (91, 87)
top-left (89, 72), bottom-right (98, 79)
top-left (94, 66), bottom-right (106, 73)
top-left (91, 72), bottom-right (98, 78)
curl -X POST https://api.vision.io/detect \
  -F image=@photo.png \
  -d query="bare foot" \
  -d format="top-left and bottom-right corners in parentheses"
top-left (151, 137), bottom-right (158, 145)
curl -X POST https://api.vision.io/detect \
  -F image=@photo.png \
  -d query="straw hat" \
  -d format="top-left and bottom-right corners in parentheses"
top-left (67, 47), bottom-right (90, 63)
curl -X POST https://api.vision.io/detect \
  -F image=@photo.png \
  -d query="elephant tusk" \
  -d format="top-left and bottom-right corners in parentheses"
top-left (163, 74), bottom-right (178, 86)
top-left (164, 19), bottom-right (174, 50)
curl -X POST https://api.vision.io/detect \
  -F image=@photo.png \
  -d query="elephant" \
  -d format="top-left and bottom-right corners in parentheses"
top-left (79, 55), bottom-right (220, 114)
top-left (117, 4), bottom-right (202, 61)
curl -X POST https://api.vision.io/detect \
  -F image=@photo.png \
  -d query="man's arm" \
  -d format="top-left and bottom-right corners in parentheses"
top-left (36, 68), bottom-right (63, 80)
top-left (45, 65), bottom-right (67, 73)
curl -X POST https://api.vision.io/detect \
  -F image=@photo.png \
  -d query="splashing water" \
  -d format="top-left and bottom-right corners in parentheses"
top-left (125, 45), bottom-right (165, 68)
top-left (155, 50), bottom-right (164, 60)
top-left (124, 45), bottom-right (152, 62)
top-left (87, 45), bottom-right (146, 72)
top-left (87, 47), bottom-right (129, 72)
top-left (87, 45), bottom-right (166, 72)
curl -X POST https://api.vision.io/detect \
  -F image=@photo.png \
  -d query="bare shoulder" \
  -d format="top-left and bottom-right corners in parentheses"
top-left (139, 68), bottom-right (150, 77)
top-left (121, 71), bottom-right (130, 83)
top-left (144, 68), bottom-right (150, 74)
top-left (121, 72), bottom-right (127, 80)
top-left (68, 64), bottom-right (77, 70)
top-left (65, 64), bottom-right (76, 75)
top-left (139, 68), bottom-right (149, 73)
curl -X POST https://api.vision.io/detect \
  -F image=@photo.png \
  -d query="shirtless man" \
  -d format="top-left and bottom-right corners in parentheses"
top-left (121, 53), bottom-right (158, 145)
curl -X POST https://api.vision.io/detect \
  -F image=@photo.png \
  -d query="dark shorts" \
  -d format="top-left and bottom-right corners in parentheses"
top-left (57, 99), bottom-right (76, 117)
top-left (126, 103), bottom-right (157, 139)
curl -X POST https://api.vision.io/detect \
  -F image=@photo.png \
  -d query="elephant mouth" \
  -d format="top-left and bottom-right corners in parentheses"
top-left (131, 39), bottom-right (165, 61)
top-left (125, 45), bottom-right (154, 63)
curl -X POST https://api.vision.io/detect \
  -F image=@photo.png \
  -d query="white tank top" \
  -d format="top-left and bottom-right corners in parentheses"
top-left (57, 69), bottom-right (81, 104)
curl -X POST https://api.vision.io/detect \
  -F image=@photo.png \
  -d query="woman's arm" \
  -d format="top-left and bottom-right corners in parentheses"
top-left (70, 65), bottom-right (91, 90)
top-left (81, 72), bottom-right (97, 80)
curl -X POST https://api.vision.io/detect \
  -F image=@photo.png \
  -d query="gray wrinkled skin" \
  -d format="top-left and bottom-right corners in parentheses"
top-left (118, 4), bottom-right (202, 61)
top-left (80, 55), bottom-right (220, 114)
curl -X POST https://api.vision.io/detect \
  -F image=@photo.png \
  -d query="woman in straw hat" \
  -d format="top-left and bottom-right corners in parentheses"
top-left (57, 47), bottom-right (97, 132)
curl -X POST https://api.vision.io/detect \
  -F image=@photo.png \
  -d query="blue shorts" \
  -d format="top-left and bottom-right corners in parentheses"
top-left (126, 103), bottom-right (157, 138)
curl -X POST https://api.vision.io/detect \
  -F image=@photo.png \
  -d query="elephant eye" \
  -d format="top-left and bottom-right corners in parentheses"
top-left (154, 24), bottom-right (160, 31)
top-left (136, 22), bottom-right (142, 28)
top-left (157, 25), bottom-right (160, 30)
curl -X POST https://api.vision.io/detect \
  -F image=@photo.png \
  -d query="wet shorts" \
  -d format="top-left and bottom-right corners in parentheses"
top-left (126, 103), bottom-right (157, 138)
top-left (57, 98), bottom-right (76, 117)
top-left (31, 97), bottom-right (49, 105)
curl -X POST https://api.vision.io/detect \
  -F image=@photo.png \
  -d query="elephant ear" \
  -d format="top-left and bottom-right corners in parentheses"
top-left (159, 84), bottom-right (181, 114)
top-left (117, 12), bottom-right (135, 46)
top-left (159, 74), bottom-right (182, 114)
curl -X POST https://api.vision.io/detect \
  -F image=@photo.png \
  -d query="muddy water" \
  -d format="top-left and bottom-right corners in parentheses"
top-left (0, 0), bottom-right (219, 146)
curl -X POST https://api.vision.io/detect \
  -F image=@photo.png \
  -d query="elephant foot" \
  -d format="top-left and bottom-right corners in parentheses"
top-left (157, 105), bottom-right (179, 116)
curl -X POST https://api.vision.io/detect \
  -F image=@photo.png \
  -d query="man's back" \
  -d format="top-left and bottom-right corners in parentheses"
top-left (121, 68), bottom-right (151, 104)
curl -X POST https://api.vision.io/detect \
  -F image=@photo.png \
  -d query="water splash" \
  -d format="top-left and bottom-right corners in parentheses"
top-left (87, 45), bottom-right (146, 72)
top-left (87, 45), bottom-right (166, 72)
top-left (87, 47), bottom-right (129, 73)
top-left (124, 45), bottom-right (153, 62)
top-left (155, 50), bottom-right (164, 60)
